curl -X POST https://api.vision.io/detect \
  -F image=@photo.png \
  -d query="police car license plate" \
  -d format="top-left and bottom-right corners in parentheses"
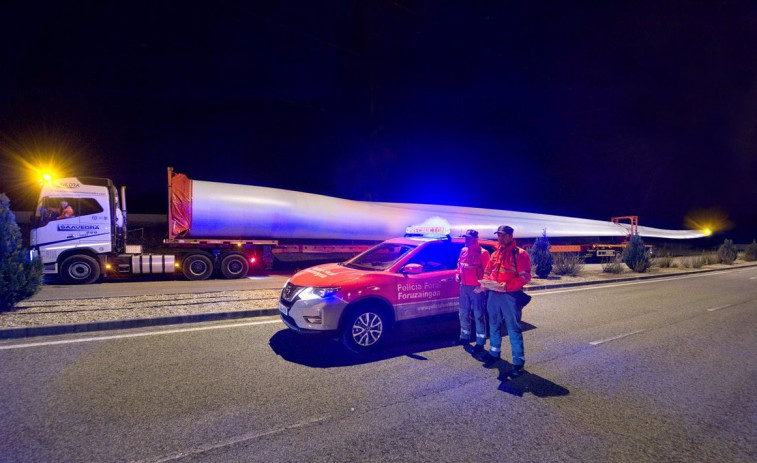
top-left (278, 303), bottom-right (288, 316)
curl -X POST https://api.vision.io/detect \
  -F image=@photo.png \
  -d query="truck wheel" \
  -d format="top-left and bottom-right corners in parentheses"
top-left (220, 254), bottom-right (249, 279)
top-left (60, 255), bottom-right (101, 285)
top-left (182, 254), bottom-right (214, 280)
top-left (342, 305), bottom-right (391, 354)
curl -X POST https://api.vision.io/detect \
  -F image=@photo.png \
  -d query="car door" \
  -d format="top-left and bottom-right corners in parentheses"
top-left (393, 241), bottom-right (464, 321)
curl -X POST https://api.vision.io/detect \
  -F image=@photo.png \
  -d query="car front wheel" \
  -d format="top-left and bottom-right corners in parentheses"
top-left (341, 305), bottom-right (391, 354)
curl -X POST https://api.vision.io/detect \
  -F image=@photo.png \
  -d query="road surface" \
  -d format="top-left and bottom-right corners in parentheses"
top-left (1, 267), bottom-right (755, 462)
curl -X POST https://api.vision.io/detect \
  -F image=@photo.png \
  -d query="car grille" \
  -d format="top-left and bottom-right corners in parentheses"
top-left (281, 282), bottom-right (303, 303)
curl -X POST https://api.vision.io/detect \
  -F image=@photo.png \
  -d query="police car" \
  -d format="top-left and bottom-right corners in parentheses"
top-left (279, 229), bottom-right (496, 353)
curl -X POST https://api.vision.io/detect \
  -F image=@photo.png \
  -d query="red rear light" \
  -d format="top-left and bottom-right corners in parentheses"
top-left (250, 257), bottom-right (256, 263)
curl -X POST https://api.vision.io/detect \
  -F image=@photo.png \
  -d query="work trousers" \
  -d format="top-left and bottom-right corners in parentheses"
top-left (459, 284), bottom-right (487, 345)
top-left (486, 291), bottom-right (525, 367)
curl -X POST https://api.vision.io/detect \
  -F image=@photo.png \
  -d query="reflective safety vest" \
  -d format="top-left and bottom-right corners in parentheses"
top-left (484, 240), bottom-right (532, 292)
top-left (457, 244), bottom-right (490, 286)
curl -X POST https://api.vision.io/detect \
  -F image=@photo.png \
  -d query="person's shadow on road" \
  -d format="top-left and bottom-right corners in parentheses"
top-left (487, 361), bottom-right (570, 398)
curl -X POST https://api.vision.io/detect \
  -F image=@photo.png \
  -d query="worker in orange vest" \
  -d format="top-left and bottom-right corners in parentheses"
top-left (478, 225), bottom-right (532, 377)
top-left (57, 200), bottom-right (75, 219)
top-left (455, 229), bottom-right (490, 354)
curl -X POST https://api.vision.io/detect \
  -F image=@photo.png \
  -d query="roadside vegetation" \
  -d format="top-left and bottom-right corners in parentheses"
top-left (680, 255), bottom-right (704, 269)
top-left (529, 230), bottom-right (553, 278)
top-left (553, 252), bottom-right (585, 276)
top-left (602, 255), bottom-right (624, 274)
top-left (744, 240), bottom-right (757, 262)
top-left (622, 234), bottom-right (651, 273)
top-left (0, 193), bottom-right (43, 310)
top-left (717, 239), bottom-right (738, 265)
top-left (652, 255), bottom-right (676, 268)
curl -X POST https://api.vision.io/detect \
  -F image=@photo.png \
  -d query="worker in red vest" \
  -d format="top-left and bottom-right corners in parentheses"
top-left (478, 225), bottom-right (532, 377)
top-left (455, 229), bottom-right (490, 354)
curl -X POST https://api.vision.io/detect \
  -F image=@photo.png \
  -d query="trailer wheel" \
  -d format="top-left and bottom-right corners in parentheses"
top-left (60, 255), bottom-right (101, 285)
top-left (182, 254), bottom-right (214, 280)
top-left (220, 254), bottom-right (249, 279)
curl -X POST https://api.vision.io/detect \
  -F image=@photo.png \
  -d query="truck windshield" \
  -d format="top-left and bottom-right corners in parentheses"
top-left (344, 243), bottom-right (417, 271)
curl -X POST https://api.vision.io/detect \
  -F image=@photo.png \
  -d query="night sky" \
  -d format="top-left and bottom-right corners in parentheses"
top-left (1, 1), bottom-right (756, 242)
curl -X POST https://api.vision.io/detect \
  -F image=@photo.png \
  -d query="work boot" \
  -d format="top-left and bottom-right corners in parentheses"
top-left (453, 337), bottom-right (471, 346)
top-left (509, 365), bottom-right (524, 378)
top-left (482, 354), bottom-right (501, 367)
top-left (470, 344), bottom-right (485, 355)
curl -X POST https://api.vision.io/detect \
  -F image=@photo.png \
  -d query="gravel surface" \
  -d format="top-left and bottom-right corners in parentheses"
top-left (1, 261), bottom-right (752, 329)
top-left (0, 290), bottom-right (281, 329)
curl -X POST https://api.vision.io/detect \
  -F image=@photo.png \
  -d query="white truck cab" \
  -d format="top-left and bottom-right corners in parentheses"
top-left (30, 177), bottom-right (125, 284)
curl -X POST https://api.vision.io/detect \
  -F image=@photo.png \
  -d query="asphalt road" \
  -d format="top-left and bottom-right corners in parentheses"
top-left (1, 267), bottom-right (755, 462)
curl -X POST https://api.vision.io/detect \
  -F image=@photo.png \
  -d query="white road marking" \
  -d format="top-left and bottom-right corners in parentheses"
top-left (707, 304), bottom-right (732, 312)
top-left (749, 276), bottom-right (757, 280)
top-left (590, 329), bottom-right (646, 346)
top-left (533, 267), bottom-right (756, 297)
top-left (0, 319), bottom-right (283, 350)
top-left (137, 415), bottom-right (331, 463)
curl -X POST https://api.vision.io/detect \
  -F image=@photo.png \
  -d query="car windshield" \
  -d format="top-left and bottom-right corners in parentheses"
top-left (343, 243), bottom-right (417, 271)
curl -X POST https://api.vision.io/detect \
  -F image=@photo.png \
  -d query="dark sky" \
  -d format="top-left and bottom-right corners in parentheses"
top-left (1, 1), bottom-right (756, 241)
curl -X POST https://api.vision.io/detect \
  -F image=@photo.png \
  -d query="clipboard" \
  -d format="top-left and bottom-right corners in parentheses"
top-left (478, 279), bottom-right (505, 292)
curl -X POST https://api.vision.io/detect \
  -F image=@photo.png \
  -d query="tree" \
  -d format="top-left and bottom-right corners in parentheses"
top-left (1, 193), bottom-right (43, 310)
top-left (529, 229), bottom-right (553, 279)
top-left (717, 238), bottom-right (738, 265)
top-left (744, 240), bottom-right (757, 262)
top-left (622, 234), bottom-right (650, 273)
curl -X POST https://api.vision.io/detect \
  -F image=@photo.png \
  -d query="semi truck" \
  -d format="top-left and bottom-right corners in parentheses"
top-left (29, 167), bottom-right (706, 284)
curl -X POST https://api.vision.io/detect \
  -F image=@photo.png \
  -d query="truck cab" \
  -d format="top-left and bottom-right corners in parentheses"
top-left (30, 177), bottom-right (124, 284)
top-left (279, 235), bottom-right (497, 353)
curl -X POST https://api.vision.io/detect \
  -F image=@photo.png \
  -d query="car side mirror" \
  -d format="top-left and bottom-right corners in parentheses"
top-left (402, 263), bottom-right (423, 274)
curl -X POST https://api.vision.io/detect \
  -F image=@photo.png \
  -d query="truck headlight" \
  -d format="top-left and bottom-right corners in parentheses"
top-left (298, 287), bottom-right (340, 301)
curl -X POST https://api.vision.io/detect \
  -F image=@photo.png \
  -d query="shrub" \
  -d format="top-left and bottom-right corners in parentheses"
top-left (528, 229), bottom-right (554, 278)
top-left (553, 252), bottom-right (585, 276)
top-left (717, 239), bottom-right (738, 265)
top-left (744, 240), bottom-right (757, 262)
top-left (653, 256), bottom-right (675, 268)
top-left (1, 193), bottom-right (43, 310)
top-left (602, 256), bottom-right (624, 274)
top-left (698, 253), bottom-right (718, 266)
top-left (622, 234), bottom-right (651, 273)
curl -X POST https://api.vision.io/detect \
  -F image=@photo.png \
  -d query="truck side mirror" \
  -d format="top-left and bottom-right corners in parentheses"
top-left (402, 263), bottom-right (423, 274)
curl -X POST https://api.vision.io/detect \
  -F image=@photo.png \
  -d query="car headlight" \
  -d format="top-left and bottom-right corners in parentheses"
top-left (298, 287), bottom-right (341, 301)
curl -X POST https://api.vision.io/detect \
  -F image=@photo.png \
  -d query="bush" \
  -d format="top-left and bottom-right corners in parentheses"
top-left (653, 256), bottom-right (675, 268)
top-left (1, 193), bottom-right (43, 310)
top-left (622, 234), bottom-right (651, 273)
top-left (553, 252), bottom-right (585, 276)
top-left (528, 229), bottom-right (553, 278)
top-left (744, 240), bottom-right (757, 262)
top-left (602, 256), bottom-right (624, 274)
top-left (717, 239), bottom-right (738, 265)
